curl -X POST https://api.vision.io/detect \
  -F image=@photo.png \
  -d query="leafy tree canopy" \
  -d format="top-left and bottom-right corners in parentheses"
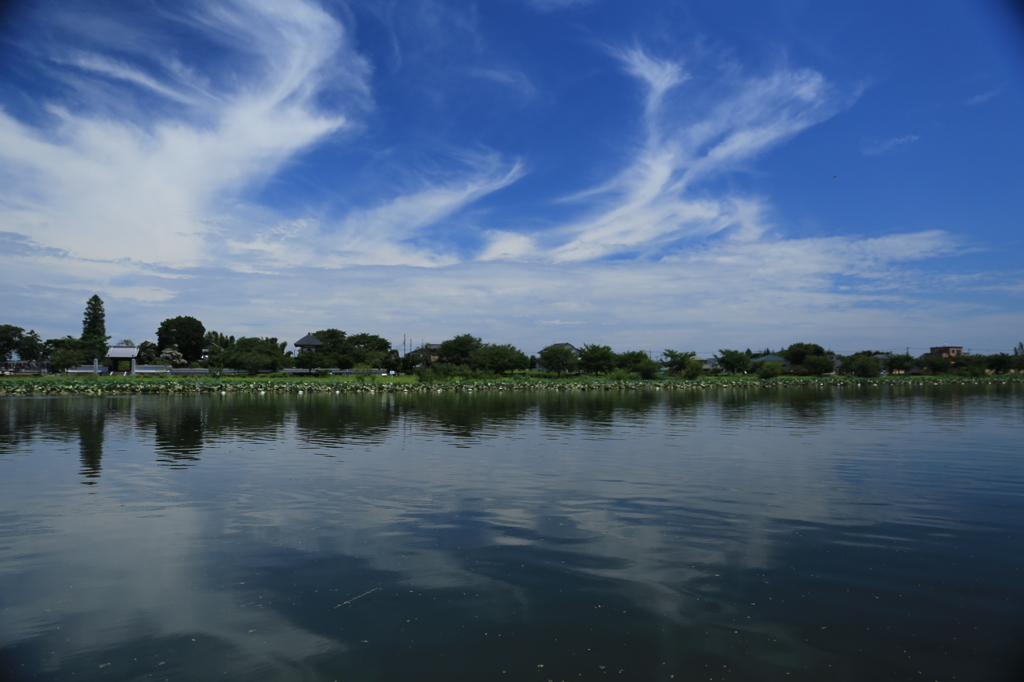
top-left (470, 344), bottom-right (529, 374)
top-left (883, 354), bottom-right (914, 374)
top-left (310, 329), bottom-right (347, 355)
top-left (204, 331), bottom-right (235, 351)
top-left (842, 354), bottom-right (880, 378)
top-left (157, 316), bottom-right (206, 363)
top-left (43, 336), bottom-right (91, 371)
top-left (18, 331), bottom-right (43, 362)
top-left (0, 324), bottom-right (24, 361)
top-left (347, 333), bottom-right (392, 367)
top-left (538, 345), bottom-right (578, 375)
top-left (783, 342), bottom-right (826, 366)
top-left (801, 354), bottom-right (835, 376)
top-left (578, 344), bottom-right (616, 374)
top-left (756, 361), bottom-right (784, 379)
top-left (438, 334), bottom-right (483, 366)
top-left (986, 353), bottom-right (1014, 374)
top-left (662, 349), bottom-right (696, 375)
top-left (222, 337), bottom-right (288, 375)
top-left (715, 349), bottom-right (751, 374)
top-left (138, 340), bottom-right (159, 364)
top-left (616, 350), bottom-right (659, 379)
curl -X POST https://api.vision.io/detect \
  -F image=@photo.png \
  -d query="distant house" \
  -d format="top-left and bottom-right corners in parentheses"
top-left (406, 343), bottom-right (442, 366)
top-left (540, 342), bottom-right (577, 353)
top-left (927, 346), bottom-right (965, 358)
top-left (750, 353), bottom-right (791, 372)
top-left (105, 345), bottom-right (140, 374)
top-left (697, 357), bottom-right (719, 371)
top-left (295, 333), bottom-right (324, 353)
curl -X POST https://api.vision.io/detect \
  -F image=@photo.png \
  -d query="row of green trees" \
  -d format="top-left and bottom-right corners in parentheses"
top-left (414, 337), bottom-right (676, 380)
top-left (1, 295), bottom-right (111, 371)
top-left (4, 296), bottom-right (1024, 378)
top-left (715, 344), bottom-right (1024, 378)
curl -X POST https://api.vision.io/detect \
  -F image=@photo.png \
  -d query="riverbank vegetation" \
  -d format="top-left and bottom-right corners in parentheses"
top-left (2, 373), bottom-right (1022, 396)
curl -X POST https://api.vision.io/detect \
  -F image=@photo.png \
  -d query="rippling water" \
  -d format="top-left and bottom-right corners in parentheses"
top-left (1, 385), bottom-right (1022, 681)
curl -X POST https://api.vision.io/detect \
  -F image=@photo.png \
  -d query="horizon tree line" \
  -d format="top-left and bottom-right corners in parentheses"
top-left (2, 296), bottom-right (1023, 377)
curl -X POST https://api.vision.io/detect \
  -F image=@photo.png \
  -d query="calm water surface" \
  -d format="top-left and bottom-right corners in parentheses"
top-left (1, 385), bottom-right (1022, 681)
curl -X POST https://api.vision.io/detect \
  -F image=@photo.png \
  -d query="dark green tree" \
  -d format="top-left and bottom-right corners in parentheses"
top-left (347, 333), bottom-right (393, 367)
top-left (783, 342), bottom-right (826, 366)
top-left (802, 354), bottom-right (835, 376)
top-left (82, 295), bottom-right (106, 341)
top-left (986, 353), bottom-right (1013, 374)
top-left (308, 329), bottom-right (349, 367)
top-left (438, 334), bottom-right (483, 366)
top-left (18, 330), bottom-right (43, 362)
top-left (683, 358), bottom-right (704, 379)
top-left (204, 331), bottom-right (235, 351)
top-left (138, 340), bottom-right (159, 364)
top-left (310, 329), bottom-right (347, 353)
top-left (756, 361), bottom-right (784, 379)
top-left (45, 336), bottom-right (90, 372)
top-left (0, 324), bottom-right (24, 361)
top-left (954, 354), bottom-right (987, 377)
top-left (883, 354), bottom-right (914, 375)
top-left (222, 337), bottom-right (288, 375)
top-left (842, 354), bottom-right (880, 377)
top-left (80, 295), bottom-right (109, 358)
top-left (614, 350), bottom-right (659, 379)
top-left (469, 344), bottom-right (529, 374)
top-left (538, 345), bottom-right (579, 375)
top-left (715, 349), bottom-right (751, 374)
top-left (200, 331), bottom-right (233, 369)
top-left (294, 350), bottom-right (322, 373)
top-left (662, 349), bottom-right (696, 375)
top-left (157, 316), bottom-right (206, 363)
top-left (379, 349), bottom-right (401, 373)
top-left (578, 344), bottom-right (616, 375)
top-left (922, 356), bottom-right (955, 374)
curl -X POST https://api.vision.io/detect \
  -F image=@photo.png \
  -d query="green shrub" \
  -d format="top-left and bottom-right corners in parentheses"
top-left (756, 361), bottom-right (784, 379)
top-left (843, 354), bottom-right (880, 378)
top-left (683, 358), bottom-right (703, 380)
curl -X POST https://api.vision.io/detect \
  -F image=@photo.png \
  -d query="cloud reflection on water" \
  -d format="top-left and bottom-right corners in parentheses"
top-left (1, 386), bottom-right (1022, 680)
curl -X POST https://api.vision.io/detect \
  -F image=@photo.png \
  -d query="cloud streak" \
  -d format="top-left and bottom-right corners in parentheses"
top-left (481, 48), bottom-right (845, 263)
top-left (862, 134), bottom-right (920, 156)
top-left (0, 0), bottom-right (366, 267)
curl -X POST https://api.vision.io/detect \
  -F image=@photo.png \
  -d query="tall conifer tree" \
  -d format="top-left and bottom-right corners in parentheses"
top-left (81, 295), bottom-right (109, 358)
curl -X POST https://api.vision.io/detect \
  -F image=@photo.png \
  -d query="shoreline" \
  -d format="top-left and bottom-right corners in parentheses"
top-left (1, 374), bottom-right (1022, 396)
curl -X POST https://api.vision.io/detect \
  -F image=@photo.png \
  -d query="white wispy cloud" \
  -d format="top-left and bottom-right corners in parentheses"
top-left (516, 48), bottom-right (843, 262)
top-left (965, 88), bottom-right (1000, 106)
top-left (0, 0), bottom-right (367, 268)
top-left (525, 0), bottom-right (596, 12)
top-left (2, 6), bottom-right (1016, 354)
top-left (93, 228), bottom-right (986, 353)
top-left (862, 134), bottom-right (920, 156)
top-left (467, 68), bottom-right (537, 99)
top-left (56, 52), bottom-right (201, 105)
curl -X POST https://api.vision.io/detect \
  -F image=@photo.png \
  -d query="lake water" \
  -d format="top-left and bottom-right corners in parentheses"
top-left (1, 385), bottom-right (1023, 681)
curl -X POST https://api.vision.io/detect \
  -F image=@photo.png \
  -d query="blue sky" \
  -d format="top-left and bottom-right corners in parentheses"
top-left (1, 0), bottom-right (1022, 357)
